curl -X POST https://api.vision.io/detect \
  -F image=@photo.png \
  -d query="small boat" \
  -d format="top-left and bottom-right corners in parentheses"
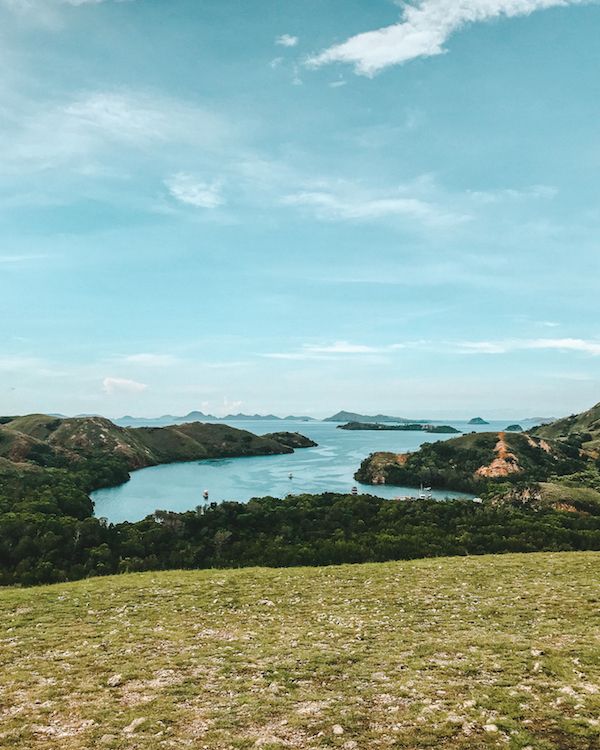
top-left (351, 486), bottom-right (358, 495)
top-left (288, 473), bottom-right (293, 480)
top-left (202, 490), bottom-right (209, 500)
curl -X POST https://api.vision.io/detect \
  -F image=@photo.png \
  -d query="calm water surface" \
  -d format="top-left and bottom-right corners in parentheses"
top-left (92, 420), bottom-right (533, 523)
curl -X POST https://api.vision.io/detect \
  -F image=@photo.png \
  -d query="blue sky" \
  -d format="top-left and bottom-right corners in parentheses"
top-left (1, 0), bottom-right (599, 419)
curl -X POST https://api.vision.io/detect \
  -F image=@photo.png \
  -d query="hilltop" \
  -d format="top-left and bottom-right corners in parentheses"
top-left (356, 417), bottom-right (600, 512)
top-left (1, 553), bottom-right (598, 749)
top-left (324, 410), bottom-right (422, 423)
top-left (0, 414), bottom-right (308, 472)
top-left (532, 400), bottom-right (600, 453)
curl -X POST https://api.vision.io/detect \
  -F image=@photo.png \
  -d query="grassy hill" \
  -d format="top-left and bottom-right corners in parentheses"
top-left (355, 424), bottom-right (600, 511)
top-left (1, 552), bottom-right (598, 749)
top-left (533, 401), bottom-right (600, 454)
top-left (0, 414), bottom-right (307, 472)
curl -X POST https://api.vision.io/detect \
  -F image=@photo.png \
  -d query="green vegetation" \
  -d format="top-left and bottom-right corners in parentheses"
top-left (339, 422), bottom-right (460, 433)
top-left (356, 429), bottom-right (600, 510)
top-left (3, 487), bottom-right (600, 586)
top-left (1, 553), bottom-right (599, 749)
top-left (0, 414), bottom-right (301, 471)
top-left (261, 432), bottom-right (318, 449)
top-left (506, 424), bottom-right (524, 432)
top-left (532, 401), bottom-right (600, 453)
top-left (469, 417), bottom-right (489, 425)
top-left (324, 411), bottom-right (418, 423)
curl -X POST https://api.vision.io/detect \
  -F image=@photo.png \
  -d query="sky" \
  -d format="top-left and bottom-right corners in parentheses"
top-left (1, 0), bottom-right (600, 419)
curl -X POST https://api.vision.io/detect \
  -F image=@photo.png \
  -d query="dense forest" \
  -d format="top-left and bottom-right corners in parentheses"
top-left (2, 455), bottom-right (600, 586)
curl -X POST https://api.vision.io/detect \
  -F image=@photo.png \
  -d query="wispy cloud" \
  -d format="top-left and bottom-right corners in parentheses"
top-left (282, 181), bottom-right (469, 226)
top-left (468, 184), bottom-right (558, 204)
top-left (164, 173), bottom-right (225, 209)
top-left (266, 337), bottom-right (600, 361)
top-left (1, 90), bottom-right (228, 173)
top-left (307, 0), bottom-right (587, 76)
top-left (264, 341), bottom-right (403, 360)
top-left (276, 34), bottom-right (299, 48)
top-left (455, 338), bottom-right (600, 356)
top-left (122, 353), bottom-right (179, 367)
top-left (102, 377), bottom-right (148, 395)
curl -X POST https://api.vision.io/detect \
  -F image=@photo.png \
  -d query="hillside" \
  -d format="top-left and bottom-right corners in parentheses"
top-left (0, 415), bottom-right (306, 472)
top-left (1, 553), bottom-right (598, 749)
top-left (356, 429), bottom-right (600, 510)
top-left (532, 401), bottom-right (600, 453)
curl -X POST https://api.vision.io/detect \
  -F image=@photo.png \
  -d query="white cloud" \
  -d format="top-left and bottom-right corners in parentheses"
top-left (102, 377), bottom-right (148, 395)
top-left (307, 0), bottom-right (586, 76)
top-left (282, 184), bottom-right (468, 226)
top-left (123, 353), bottom-right (178, 367)
top-left (0, 90), bottom-right (228, 173)
top-left (164, 173), bottom-right (225, 209)
top-left (264, 341), bottom-right (393, 360)
top-left (456, 338), bottom-right (600, 355)
top-left (276, 34), bottom-right (299, 47)
top-left (468, 184), bottom-right (558, 203)
top-left (305, 341), bottom-right (379, 354)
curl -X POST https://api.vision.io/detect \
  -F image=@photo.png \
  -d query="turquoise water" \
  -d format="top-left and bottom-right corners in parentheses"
top-left (92, 419), bottom-right (533, 523)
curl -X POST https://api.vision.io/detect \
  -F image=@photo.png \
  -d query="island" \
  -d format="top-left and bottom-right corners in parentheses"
top-left (324, 410), bottom-right (429, 424)
top-left (468, 417), bottom-right (489, 425)
top-left (505, 424), bottom-right (524, 432)
top-left (261, 432), bottom-right (317, 449)
top-left (338, 421), bottom-right (461, 434)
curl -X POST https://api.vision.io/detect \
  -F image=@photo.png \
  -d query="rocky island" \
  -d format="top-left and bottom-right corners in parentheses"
top-left (338, 421), bottom-right (460, 434)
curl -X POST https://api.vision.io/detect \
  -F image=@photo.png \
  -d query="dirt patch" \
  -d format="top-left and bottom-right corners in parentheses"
top-left (476, 433), bottom-right (522, 478)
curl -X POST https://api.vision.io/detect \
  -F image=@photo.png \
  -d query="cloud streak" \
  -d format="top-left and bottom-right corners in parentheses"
top-left (164, 173), bottom-right (225, 209)
top-left (102, 377), bottom-right (148, 395)
top-left (307, 0), bottom-right (587, 76)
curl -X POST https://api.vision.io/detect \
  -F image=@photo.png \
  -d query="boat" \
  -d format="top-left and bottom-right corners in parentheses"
top-left (351, 486), bottom-right (358, 495)
top-left (202, 490), bottom-right (209, 500)
top-left (288, 473), bottom-right (293, 480)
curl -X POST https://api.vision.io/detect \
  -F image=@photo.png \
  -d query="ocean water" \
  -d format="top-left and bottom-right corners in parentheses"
top-left (92, 419), bottom-right (535, 523)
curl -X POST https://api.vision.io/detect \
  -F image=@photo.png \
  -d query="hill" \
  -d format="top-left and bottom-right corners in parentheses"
top-left (1, 553), bottom-right (598, 749)
top-left (468, 417), bottom-right (489, 425)
top-left (338, 421), bottom-right (460, 434)
top-left (0, 414), bottom-right (306, 472)
top-left (324, 410), bottom-right (419, 423)
top-left (356, 428), bottom-right (600, 511)
top-left (532, 401), bottom-right (600, 453)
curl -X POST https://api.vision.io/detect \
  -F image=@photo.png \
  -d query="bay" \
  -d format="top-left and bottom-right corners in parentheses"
top-left (92, 419), bottom-right (533, 523)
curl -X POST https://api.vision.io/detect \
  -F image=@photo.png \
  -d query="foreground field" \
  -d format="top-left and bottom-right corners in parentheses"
top-left (1, 554), bottom-right (599, 749)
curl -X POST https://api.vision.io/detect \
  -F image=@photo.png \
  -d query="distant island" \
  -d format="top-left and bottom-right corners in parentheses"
top-left (338, 422), bottom-right (461, 434)
top-left (506, 424), bottom-right (524, 432)
top-left (324, 410), bottom-right (429, 424)
top-left (468, 417), bottom-right (489, 425)
top-left (115, 412), bottom-right (317, 427)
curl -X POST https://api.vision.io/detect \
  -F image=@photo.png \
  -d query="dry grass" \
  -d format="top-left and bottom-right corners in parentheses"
top-left (1, 553), bottom-right (599, 749)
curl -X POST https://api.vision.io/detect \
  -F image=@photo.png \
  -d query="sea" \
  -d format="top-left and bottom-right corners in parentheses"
top-left (91, 418), bottom-right (540, 524)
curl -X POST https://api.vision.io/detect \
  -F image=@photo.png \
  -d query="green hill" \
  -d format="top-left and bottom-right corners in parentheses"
top-left (0, 414), bottom-right (305, 471)
top-left (1, 553), bottom-right (598, 750)
top-left (355, 427), bottom-right (600, 511)
top-left (532, 401), bottom-right (600, 453)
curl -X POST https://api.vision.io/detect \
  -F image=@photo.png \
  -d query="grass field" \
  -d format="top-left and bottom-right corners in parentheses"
top-left (1, 553), bottom-right (599, 749)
